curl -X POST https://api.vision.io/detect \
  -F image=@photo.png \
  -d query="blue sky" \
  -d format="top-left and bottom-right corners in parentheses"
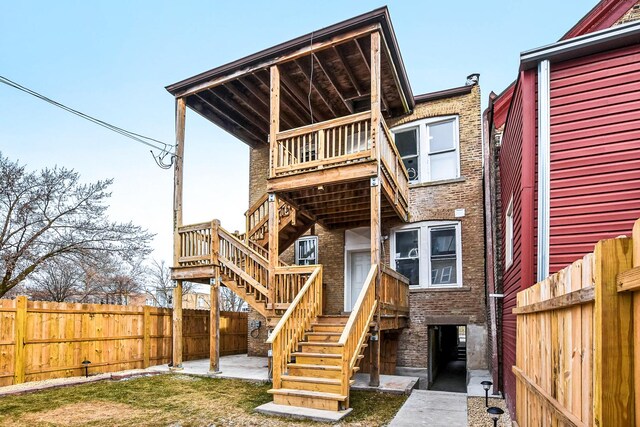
top-left (0, 1), bottom-right (598, 262)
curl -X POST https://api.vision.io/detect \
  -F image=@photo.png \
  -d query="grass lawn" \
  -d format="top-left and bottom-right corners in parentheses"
top-left (0, 374), bottom-right (407, 426)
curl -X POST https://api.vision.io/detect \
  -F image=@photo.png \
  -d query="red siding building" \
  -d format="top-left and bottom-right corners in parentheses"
top-left (485, 0), bottom-right (640, 416)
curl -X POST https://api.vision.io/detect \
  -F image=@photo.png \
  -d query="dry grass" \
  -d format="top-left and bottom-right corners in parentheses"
top-left (0, 374), bottom-right (406, 427)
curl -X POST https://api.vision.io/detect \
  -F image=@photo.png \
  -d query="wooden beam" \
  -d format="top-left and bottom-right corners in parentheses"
top-left (210, 277), bottom-right (220, 372)
top-left (512, 286), bottom-right (594, 314)
top-left (313, 53), bottom-right (354, 113)
top-left (172, 280), bottom-right (183, 369)
top-left (267, 161), bottom-right (377, 192)
top-left (220, 83), bottom-right (274, 129)
top-left (252, 71), bottom-right (308, 127)
top-left (201, 90), bottom-right (268, 135)
top-left (354, 36), bottom-right (389, 113)
top-left (633, 219), bottom-right (640, 427)
top-left (293, 57), bottom-right (340, 117)
top-left (270, 66), bottom-right (280, 179)
top-left (268, 194), bottom-right (279, 315)
top-left (233, 78), bottom-right (295, 129)
top-left (173, 97), bottom-right (186, 267)
top-left (369, 31), bottom-right (382, 389)
top-left (188, 97), bottom-right (262, 147)
top-left (193, 93), bottom-right (265, 143)
top-left (173, 23), bottom-right (380, 98)
top-left (617, 266), bottom-right (640, 292)
top-left (379, 31), bottom-right (410, 113)
top-left (279, 70), bottom-right (325, 122)
top-left (332, 45), bottom-right (363, 96)
top-left (208, 88), bottom-right (269, 134)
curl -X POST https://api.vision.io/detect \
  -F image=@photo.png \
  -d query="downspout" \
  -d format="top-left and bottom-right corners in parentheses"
top-left (482, 93), bottom-right (501, 393)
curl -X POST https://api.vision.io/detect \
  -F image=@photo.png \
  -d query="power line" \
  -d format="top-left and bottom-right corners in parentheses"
top-left (0, 75), bottom-right (175, 158)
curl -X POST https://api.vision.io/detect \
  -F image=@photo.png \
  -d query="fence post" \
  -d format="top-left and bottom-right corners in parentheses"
top-left (143, 305), bottom-right (151, 368)
top-left (13, 296), bottom-right (27, 384)
top-left (593, 238), bottom-right (634, 426)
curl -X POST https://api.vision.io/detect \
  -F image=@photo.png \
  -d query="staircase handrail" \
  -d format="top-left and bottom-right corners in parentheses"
top-left (338, 264), bottom-right (378, 397)
top-left (267, 265), bottom-right (323, 388)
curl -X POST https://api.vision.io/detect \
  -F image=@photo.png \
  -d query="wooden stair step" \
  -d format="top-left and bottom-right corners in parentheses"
top-left (268, 388), bottom-right (347, 401)
top-left (282, 375), bottom-right (341, 385)
top-left (292, 352), bottom-right (341, 359)
top-left (287, 363), bottom-right (341, 371)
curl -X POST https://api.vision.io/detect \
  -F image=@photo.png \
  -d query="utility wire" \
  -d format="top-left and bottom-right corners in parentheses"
top-left (0, 75), bottom-right (175, 158)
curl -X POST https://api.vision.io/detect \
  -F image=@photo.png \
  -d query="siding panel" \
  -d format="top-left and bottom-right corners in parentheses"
top-left (548, 43), bottom-right (640, 272)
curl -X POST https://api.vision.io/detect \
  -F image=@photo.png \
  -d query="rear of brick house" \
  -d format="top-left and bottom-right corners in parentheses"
top-left (247, 80), bottom-right (489, 387)
top-left (166, 6), bottom-right (490, 413)
top-left (485, 0), bottom-right (640, 416)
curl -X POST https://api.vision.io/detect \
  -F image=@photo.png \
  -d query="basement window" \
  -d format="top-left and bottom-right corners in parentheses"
top-left (505, 197), bottom-right (514, 269)
top-left (391, 221), bottom-right (463, 288)
top-left (295, 236), bottom-right (318, 265)
top-left (392, 116), bottom-right (460, 183)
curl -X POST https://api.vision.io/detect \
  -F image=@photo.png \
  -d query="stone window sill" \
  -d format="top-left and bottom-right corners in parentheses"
top-left (409, 177), bottom-right (466, 189)
top-left (409, 286), bottom-right (472, 293)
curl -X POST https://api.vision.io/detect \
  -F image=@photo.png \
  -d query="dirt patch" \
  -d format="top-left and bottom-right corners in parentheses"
top-left (19, 402), bottom-right (151, 426)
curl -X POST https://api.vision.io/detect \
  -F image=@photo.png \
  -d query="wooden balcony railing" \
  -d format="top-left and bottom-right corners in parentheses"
top-left (267, 265), bottom-right (323, 388)
top-left (380, 266), bottom-right (410, 317)
top-left (380, 120), bottom-right (410, 203)
top-left (338, 264), bottom-right (378, 399)
top-left (177, 221), bottom-right (216, 267)
top-left (245, 193), bottom-right (296, 246)
top-left (272, 265), bottom-right (317, 309)
top-left (271, 111), bottom-right (373, 177)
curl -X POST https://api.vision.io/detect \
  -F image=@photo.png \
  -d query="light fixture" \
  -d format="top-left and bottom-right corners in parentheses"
top-left (81, 359), bottom-right (92, 378)
top-left (487, 406), bottom-right (504, 427)
top-left (481, 380), bottom-right (493, 407)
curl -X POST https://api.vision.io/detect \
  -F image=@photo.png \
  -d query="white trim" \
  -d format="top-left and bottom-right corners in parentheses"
top-left (294, 235), bottom-right (318, 265)
top-left (392, 115), bottom-right (460, 184)
top-left (520, 21), bottom-right (640, 69)
top-left (390, 221), bottom-right (463, 289)
top-left (505, 197), bottom-right (514, 270)
top-left (343, 227), bottom-right (371, 312)
top-left (537, 59), bottom-right (550, 281)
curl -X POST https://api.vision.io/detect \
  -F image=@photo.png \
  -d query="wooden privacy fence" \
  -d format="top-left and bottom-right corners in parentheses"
top-left (0, 298), bottom-right (247, 387)
top-left (514, 219), bottom-right (640, 427)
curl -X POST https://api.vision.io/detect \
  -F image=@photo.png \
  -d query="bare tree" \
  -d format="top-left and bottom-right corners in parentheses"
top-left (144, 259), bottom-right (193, 307)
top-left (0, 154), bottom-right (153, 297)
top-left (27, 258), bottom-right (82, 302)
top-left (219, 286), bottom-right (246, 311)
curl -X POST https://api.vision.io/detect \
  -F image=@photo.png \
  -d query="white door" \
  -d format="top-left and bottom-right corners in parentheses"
top-left (348, 251), bottom-right (371, 311)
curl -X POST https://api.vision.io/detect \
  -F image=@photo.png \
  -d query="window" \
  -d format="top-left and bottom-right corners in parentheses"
top-left (505, 197), bottom-right (514, 269)
top-left (295, 236), bottom-right (318, 265)
top-left (391, 221), bottom-right (462, 288)
top-left (392, 116), bottom-right (460, 183)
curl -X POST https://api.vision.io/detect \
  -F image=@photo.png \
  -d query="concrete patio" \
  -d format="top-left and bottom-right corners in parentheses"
top-left (148, 355), bottom-right (419, 394)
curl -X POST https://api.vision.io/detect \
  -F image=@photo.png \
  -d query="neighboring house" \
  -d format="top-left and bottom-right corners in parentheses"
top-left (485, 0), bottom-right (640, 416)
top-left (166, 7), bottom-right (486, 412)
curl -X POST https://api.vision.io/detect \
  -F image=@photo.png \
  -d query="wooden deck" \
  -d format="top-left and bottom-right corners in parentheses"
top-left (267, 111), bottom-right (409, 228)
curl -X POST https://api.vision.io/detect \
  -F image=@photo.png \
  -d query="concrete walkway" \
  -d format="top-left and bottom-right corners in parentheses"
top-left (389, 390), bottom-right (467, 427)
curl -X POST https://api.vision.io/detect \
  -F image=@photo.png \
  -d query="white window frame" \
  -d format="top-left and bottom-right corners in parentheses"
top-left (295, 236), bottom-right (318, 265)
top-left (505, 197), bottom-right (514, 269)
top-left (392, 115), bottom-right (460, 184)
top-left (390, 221), bottom-right (463, 289)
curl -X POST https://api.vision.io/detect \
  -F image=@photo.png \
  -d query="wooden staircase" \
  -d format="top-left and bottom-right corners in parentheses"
top-left (245, 193), bottom-right (315, 255)
top-left (267, 265), bottom-right (379, 412)
top-left (269, 315), bottom-right (368, 410)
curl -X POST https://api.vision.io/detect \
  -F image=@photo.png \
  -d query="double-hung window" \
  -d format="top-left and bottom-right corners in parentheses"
top-left (391, 221), bottom-right (462, 288)
top-left (392, 116), bottom-right (460, 183)
top-left (295, 236), bottom-right (318, 265)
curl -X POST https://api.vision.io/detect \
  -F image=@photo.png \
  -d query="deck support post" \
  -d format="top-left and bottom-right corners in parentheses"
top-left (369, 30), bottom-right (382, 388)
top-left (210, 276), bottom-right (220, 373)
top-left (173, 97), bottom-right (186, 267)
top-left (269, 65), bottom-right (280, 178)
top-left (268, 193), bottom-right (279, 314)
top-left (172, 280), bottom-right (183, 369)
top-left (210, 220), bottom-right (221, 373)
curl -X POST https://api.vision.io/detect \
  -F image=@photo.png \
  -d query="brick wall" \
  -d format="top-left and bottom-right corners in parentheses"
top-left (385, 83), bottom-right (487, 369)
top-left (616, 1), bottom-right (640, 24)
top-left (245, 85), bottom-right (486, 367)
